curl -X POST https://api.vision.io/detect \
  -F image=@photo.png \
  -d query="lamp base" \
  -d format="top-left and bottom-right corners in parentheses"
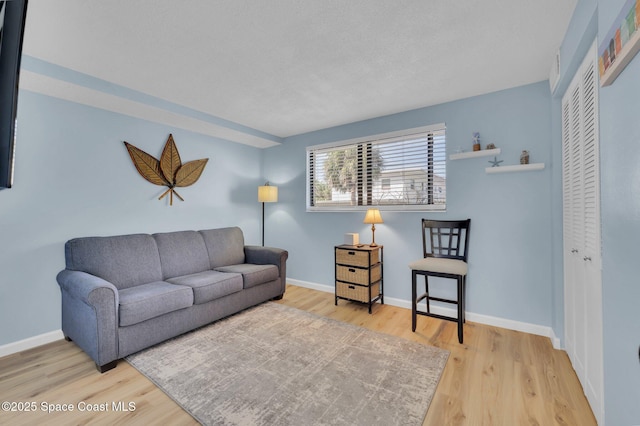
top-left (369, 224), bottom-right (378, 247)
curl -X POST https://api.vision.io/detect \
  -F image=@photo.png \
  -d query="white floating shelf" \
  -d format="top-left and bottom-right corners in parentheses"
top-left (449, 148), bottom-right (501, 160)
top-left (600, 21), bottom-right (640, 87)
top-left (485, 163), bottom-right (545, 174)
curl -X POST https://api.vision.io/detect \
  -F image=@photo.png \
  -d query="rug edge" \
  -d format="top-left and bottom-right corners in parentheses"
top-left (124, 357), bottom-right (205, 425)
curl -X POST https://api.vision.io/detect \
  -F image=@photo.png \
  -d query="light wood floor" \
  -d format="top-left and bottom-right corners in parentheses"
top-left (0, 284), bottom-right (596, 425)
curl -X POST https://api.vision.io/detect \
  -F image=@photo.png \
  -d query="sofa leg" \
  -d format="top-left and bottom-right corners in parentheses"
top-left (272, 294), bottom-right (284, 300)
top-left (97, 360), bottom-right (118, 373)
top-left (64, 336), bottom-right (73, 342)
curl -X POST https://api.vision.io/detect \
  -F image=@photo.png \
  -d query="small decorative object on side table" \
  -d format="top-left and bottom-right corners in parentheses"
top-left (334, 244), bottom-right (384, 314)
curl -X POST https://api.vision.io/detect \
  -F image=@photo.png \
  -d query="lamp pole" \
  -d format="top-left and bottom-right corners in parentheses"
top-left (261, 201), bottom-right (266, 246)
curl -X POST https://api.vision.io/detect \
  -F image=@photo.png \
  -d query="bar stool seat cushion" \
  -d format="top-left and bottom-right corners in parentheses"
top-left (409, 258), bottom-right (468, 276)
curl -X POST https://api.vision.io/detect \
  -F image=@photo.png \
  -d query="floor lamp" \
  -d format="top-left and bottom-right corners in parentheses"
top-left (258, 182), bottom-right (278, 246)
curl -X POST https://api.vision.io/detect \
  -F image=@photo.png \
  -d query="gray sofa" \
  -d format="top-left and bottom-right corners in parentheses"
top-left (56, 226), bottom-right (288, 373)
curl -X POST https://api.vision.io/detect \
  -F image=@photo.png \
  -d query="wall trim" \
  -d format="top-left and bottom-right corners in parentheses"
top-left (288, 278), bottom-right (561, 349)
top-left (19, 56), bottom-right (282, 149)
top-left (0, 329), bottom-right (65, 358)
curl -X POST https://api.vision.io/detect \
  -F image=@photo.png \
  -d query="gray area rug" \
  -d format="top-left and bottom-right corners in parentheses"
top-left (126, 303), bottom-right (449, 426)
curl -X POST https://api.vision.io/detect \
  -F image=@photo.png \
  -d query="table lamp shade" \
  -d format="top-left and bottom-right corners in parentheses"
top-left (258, 185), bottom-right (278, 203)
top-left (363, 208), bottom-right (383, 224)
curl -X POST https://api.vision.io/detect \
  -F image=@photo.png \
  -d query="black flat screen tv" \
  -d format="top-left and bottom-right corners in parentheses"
top-left (0, 0), bottom-right (28, 190)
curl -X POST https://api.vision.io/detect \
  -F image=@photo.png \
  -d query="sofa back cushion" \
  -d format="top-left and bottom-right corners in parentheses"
top-left (153, 230), bottom-right (210, 279)
top-left (64, 234), bottom-right (162, 290)
top-left (199, 227), bottom-right (245, 268)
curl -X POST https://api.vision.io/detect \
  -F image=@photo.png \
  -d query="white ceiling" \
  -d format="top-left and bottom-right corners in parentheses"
top-left (21, 0), bottom-right (577, 145)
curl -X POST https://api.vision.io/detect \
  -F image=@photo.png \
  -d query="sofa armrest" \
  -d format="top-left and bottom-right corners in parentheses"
top-left (244, 246), bottom-right (288, 294)
top-left (56, 270), bottom-right (119, 369)
top-left (57, 270), bottom-right (119, 306)
top-left (245, 246), bottom-right (287, 267)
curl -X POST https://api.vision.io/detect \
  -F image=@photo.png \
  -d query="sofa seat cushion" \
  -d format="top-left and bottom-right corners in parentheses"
top-left (167, 270), bottom-right (243, 304)
top-left (214, 264), bottom-right (279, 289)
top-left (118, 281), bottom-right (193, 326)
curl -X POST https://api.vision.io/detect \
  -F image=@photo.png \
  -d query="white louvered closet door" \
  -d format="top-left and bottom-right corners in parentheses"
top-left (561, 41), bottom-right (604, 425)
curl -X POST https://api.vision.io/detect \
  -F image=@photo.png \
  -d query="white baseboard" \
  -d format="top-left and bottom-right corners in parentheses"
top-left (288, 279), bottom-right (561, 348)
top-left (288, 278), bottom-right (334, 294)
top-left (0, 329), bottom-right (65, 358)
top-left (0, 280), bottom-right (562, 358)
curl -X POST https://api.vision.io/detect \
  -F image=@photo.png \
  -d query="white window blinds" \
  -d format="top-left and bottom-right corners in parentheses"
top-left (307, 124), bottom-right (446, 211)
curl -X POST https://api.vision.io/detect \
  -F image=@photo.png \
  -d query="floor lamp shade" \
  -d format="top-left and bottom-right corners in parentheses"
top-left (258, 185), bottom-right (278, 203)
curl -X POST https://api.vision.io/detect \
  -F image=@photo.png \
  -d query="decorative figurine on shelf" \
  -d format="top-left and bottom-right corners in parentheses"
top-left (488, 156), bottom-right (503, 167)
top-left (472, 132), bottom-right (481, 151)
top-left (486, 143), bottom-right (496, 150)
top-left (520, 150), bottom-right (530, 164)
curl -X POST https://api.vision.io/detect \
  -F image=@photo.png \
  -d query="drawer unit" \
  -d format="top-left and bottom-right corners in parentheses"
top-left (334, 245), bottom-right (383, 314)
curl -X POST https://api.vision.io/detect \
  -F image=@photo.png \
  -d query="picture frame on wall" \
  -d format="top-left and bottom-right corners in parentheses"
top-left (599, 0), bottom-right (640, 86)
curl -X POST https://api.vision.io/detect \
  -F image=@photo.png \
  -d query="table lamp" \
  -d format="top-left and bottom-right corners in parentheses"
top-left (363, 208), bottom-right (383, 247)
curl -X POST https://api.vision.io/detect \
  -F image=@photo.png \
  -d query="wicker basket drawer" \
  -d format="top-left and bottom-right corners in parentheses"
top-left (336, 264), bottom-right (381, 285)
top-left (336, 247), bottom-right (379, 267)
top-left (336, 282), bottom-right (381, 303)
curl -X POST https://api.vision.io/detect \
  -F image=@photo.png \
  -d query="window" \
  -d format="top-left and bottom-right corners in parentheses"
top-left (307, 124), bottom-right (446, 211)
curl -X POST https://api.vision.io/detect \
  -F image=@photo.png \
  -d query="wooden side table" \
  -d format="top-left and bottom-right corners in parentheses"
top-left (334, 244), bottom-right (384, 313)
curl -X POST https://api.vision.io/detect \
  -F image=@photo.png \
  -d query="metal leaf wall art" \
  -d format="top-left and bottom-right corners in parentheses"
top-left (124, 134), bottom-right (208, 205)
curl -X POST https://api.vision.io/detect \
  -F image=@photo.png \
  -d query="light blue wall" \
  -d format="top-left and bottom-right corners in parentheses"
top-left (558, 0), bottom-right (640, 423)
top-left (264, 81), bottom-right (555, 326)
top-left (0, 90), bottom-right (265, 346)
top-left (597, 0), bottom-right (640, 424)
top-left (599, 54), bottom-right (640, 424)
